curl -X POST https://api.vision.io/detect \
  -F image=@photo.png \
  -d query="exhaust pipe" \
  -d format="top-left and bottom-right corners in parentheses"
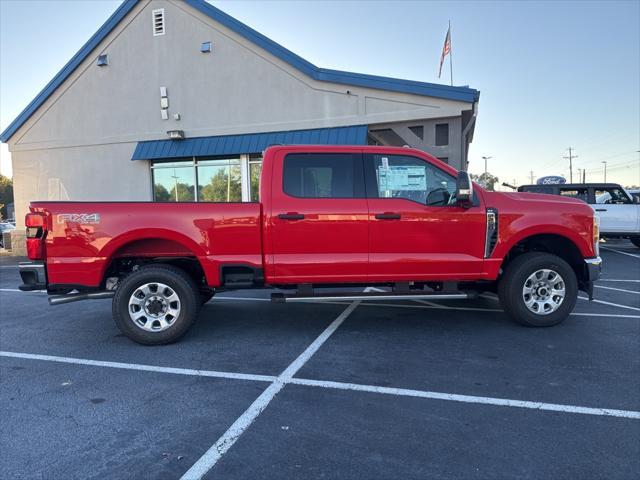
top-left (48, 291), bottom-right (115, 306)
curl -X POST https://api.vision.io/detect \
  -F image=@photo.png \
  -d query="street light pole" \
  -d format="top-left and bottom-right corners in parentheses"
top-left (602, 161), bottom-right (607, 183)
top-left (482, 156), bottom-right (492, 175)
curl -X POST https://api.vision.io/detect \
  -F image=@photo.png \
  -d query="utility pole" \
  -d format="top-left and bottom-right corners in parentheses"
top-left (482, 156), bottom-right (492, 175)
top-left (529, 171), bottom-right (535, 184)
top-left (576, 168), bottom-right (582, 183)
top-left (602, 161), bottom-right (607, 183)
top-left (563, 147), bottom-right (578, 183)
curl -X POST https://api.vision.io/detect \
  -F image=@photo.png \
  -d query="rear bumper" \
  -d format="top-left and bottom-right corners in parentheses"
top-left (18, 261), bottom-right (47, 291)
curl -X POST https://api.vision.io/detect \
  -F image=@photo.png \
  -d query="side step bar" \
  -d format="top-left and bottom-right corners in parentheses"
top-left (271, 292), bottom-right (473, 303)
top-left (49, 291), bottom-right (115, 306)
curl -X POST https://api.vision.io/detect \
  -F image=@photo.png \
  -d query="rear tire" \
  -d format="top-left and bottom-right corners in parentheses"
top-left (112, 264), bottom-right (200, 345)
top-left (498, 252), bottom-right (577, 327)
top-left (631, 236), bottom-right (640, 249)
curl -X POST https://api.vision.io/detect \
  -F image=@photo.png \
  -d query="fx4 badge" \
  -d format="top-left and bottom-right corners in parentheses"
top-left (57, 213), bottom-right (101, 224)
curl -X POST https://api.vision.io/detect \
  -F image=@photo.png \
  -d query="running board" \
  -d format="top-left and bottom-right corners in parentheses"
top-left (49, 291), bottom-right (115, 306)
top-left (271, 292), bottom-right (472, 303)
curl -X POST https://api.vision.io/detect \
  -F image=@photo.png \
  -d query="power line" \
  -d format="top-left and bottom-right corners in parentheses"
top-left (578, 150), bottom-right (638, 166)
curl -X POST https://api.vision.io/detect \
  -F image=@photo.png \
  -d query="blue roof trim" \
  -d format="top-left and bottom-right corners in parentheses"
top-left (0, 0), bottom-right (138, 142)
top-left (1, 0), bottom-right (479, 142)
top-left (131, 125), bottom-right (369, 160)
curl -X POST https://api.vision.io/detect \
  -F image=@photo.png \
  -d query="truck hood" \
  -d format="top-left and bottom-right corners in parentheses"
top-left (481, 191), bottom-right (596, 219)
top-left (484, 191), bottom-right (592, 208)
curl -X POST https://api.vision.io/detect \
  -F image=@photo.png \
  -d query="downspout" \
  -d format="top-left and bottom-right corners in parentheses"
top-left (460, 101), bottom-right (478, 171)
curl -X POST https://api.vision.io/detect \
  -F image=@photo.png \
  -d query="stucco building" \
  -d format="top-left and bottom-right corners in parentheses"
top-left (1, 0), bottom-right (479, 253)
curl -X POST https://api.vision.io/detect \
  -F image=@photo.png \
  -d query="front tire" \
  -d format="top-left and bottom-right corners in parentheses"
top-left (112, 264), bottom-right (200, 345)
top-left (498, 252), bottom-right (577, 327)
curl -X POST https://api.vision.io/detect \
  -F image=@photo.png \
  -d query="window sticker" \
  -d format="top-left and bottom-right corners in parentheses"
top-left (378, 166), bottom-right (426, 192)
top-left (381, 157), bottom-right (389, 169)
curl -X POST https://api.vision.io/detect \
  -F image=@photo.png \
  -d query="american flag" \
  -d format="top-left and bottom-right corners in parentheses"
top-left (438, 26), bottom-right (451, 78)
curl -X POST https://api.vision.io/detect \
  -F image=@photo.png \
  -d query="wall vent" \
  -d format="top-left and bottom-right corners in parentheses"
top-left (152, 8), bottom-right (165, 36)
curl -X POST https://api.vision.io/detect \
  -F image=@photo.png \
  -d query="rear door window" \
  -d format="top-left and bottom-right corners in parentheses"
top-left (559, 187), bottom-right (588, 203)
top-left (283, 153), bottom-right (363, 198)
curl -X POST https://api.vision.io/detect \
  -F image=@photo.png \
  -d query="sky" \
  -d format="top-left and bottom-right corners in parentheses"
top-left (1, 0), bottom-right (639, 187)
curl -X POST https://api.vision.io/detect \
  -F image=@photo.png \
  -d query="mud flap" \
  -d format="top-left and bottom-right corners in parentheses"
top-left (587, 281), bottom-right (594, 301)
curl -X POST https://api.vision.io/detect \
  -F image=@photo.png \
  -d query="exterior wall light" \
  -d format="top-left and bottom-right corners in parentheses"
top-left (167, 130), bottom-right (185, 140)
top-left (201, 41), bottom-right (212, 53)
top-left (97, 54), bottom-right (109, 67)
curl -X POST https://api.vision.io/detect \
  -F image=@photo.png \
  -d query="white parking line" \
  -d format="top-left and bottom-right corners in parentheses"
top-left (479, 292), bottom-right (640, 314)
top-left (0, 351), bottom-right (276, 383)
top-left (595, 285), bottom-right (640, 295)
top-left (414, 298), bottom-right (451, 309)
top-left (3, 349), bottom-right (638, 428)
top-left (355, 301), bottom-right (640, 319)
top-left (578, 296), bottom-right (640, 312)
top-left (180, 300), bottom-right (361, 480)
top-left (599, 279), bottom-right (640, 283)
top-left (601, 246), bottom-right (640, 259)
top-left (290, 378), bottom-right (640, 420)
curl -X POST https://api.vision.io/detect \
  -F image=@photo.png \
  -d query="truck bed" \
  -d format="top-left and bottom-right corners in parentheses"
top-left (30, 201), bottom-right (263, 288)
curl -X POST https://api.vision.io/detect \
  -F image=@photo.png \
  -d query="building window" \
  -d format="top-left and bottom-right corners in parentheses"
top-left (152, 160), bottom-right (196, 202)
top-left (151, 156), bottom-right (262, 202)
top-left (197, 158), bottom-right (241, 202)
top-left (409, 125), bottom-right (424, 140)
top-left (249, 154), bottom-right (262, 202)
top-left (435, 123), bottom-right (449, 146)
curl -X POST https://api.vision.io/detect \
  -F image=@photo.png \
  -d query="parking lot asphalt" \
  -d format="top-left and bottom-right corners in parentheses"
top-left (1, 240), bottom-right (639, 479)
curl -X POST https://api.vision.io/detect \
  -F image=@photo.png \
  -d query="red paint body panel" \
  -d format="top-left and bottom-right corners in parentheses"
top-left (30, 202), bottom-right (262, 287)
top-left (27, 145), bottom-right (597, 290)
top-left (267, 148), bottom-right (369, 282)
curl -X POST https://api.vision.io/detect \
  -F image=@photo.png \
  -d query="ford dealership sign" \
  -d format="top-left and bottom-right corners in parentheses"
top-left (537, 176), bottom-right (566, 185)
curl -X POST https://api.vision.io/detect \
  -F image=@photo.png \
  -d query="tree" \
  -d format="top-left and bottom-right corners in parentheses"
top-left (470, 172), bottom-right (499, 191)
top-left (0, 175), bottom-right (13, 220)
top-left (200, 169), bottom-right (241, 202)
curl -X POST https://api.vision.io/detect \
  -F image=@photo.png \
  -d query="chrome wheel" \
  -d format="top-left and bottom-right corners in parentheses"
top-left (522, 269), bottom-right (565, 315)
top-left (128, 282), bottom-right (181, 332)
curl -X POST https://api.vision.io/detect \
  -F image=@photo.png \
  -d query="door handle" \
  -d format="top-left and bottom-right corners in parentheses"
top-left (278, 213), bottom-right (305, 220)
top-left (595, 208), bottom-right (607, 212)
top-left (375, 212), bottom-right (401, 220)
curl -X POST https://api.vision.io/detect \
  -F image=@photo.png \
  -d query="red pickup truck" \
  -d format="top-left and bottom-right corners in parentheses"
top-left (19, 145), bottom-right (601, 344)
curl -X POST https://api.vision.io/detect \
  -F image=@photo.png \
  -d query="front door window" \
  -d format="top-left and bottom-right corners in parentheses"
top-left (371, 154), bottom-right (456, 206)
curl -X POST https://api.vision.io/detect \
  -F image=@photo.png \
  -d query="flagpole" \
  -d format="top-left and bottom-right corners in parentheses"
top-left (449, 20), bottom-right (453, 86)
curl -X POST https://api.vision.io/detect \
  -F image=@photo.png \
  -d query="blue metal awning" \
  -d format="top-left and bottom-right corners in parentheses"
top-left (131, 125), bottom-right (368, 160)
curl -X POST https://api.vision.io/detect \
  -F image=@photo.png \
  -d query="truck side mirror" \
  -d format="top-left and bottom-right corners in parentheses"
top-left (456, 171), bottom-right (473, 207)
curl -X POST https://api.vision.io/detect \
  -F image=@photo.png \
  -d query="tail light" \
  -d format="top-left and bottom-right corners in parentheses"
top-left (25, 212), bottom-right (47, 260)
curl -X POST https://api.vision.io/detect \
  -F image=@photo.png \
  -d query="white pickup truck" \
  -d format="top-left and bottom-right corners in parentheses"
top-left (518, 183), bottom-right (640, 248)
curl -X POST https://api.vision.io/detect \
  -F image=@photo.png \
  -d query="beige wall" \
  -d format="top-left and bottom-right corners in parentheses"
top-left (7, 0), bottom-right (474, 235)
